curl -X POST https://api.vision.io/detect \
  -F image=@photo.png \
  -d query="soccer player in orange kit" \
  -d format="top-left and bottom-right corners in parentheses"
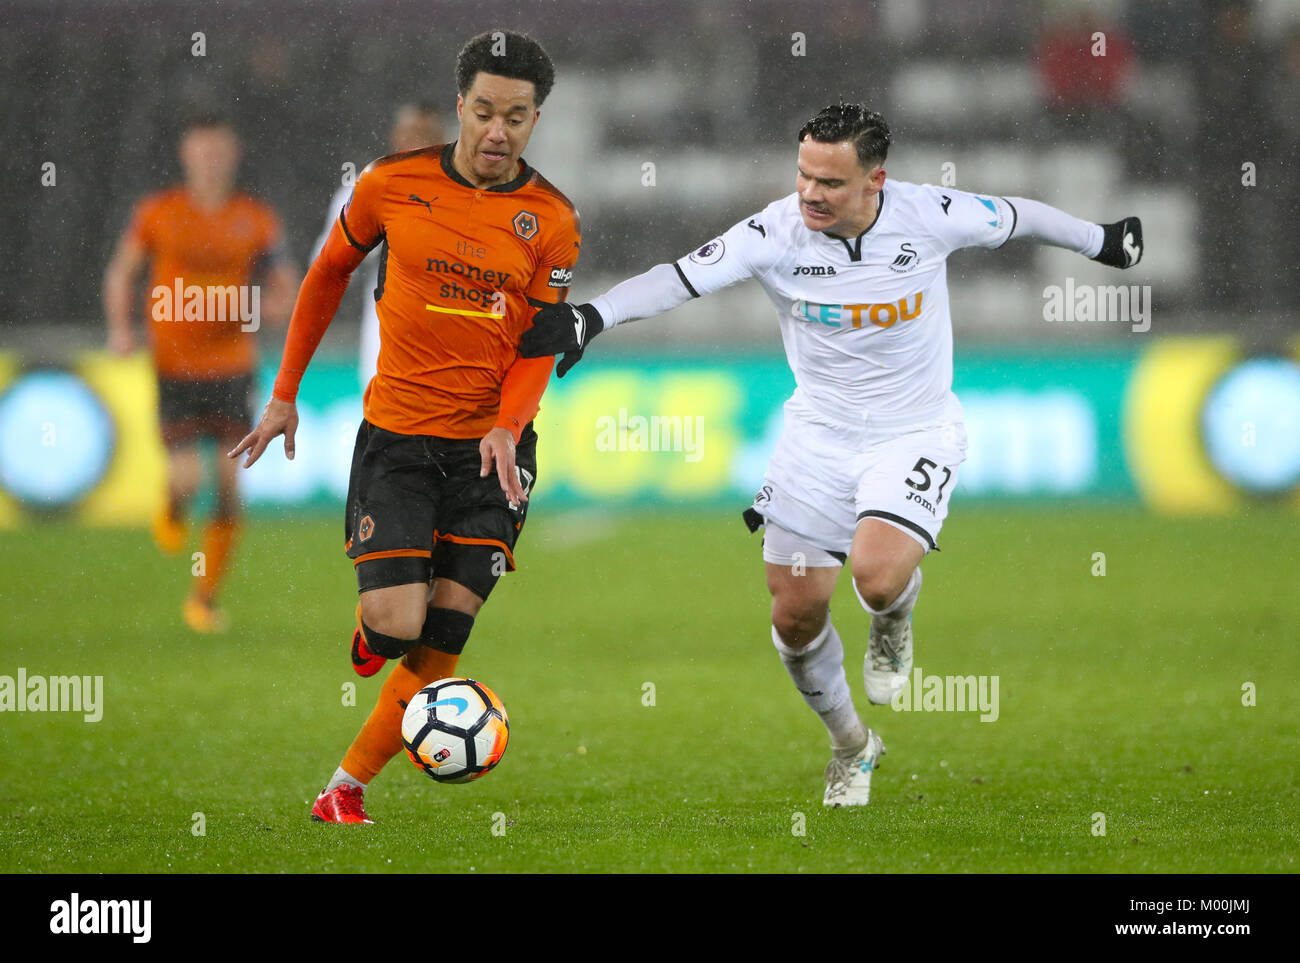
top-left (104, 112), bottom-right (298, 632)
top-left (311, 102), bottom-right (446, 389)
top-left (230, 32), bottom-right (581, 824)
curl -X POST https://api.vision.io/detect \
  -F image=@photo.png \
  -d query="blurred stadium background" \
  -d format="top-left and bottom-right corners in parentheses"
top-left (2, 0), bottom-right (1298, 524)
top-left (2, 0), bottom-right (1299, 880)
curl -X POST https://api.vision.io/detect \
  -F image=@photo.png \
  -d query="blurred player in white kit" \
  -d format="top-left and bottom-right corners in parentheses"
top-left (521, 103), bottom-right (1143, 806)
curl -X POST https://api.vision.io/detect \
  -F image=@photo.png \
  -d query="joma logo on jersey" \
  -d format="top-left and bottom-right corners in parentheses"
top-left (793, 291), bottom-right (924, 329)
top-left (793, 264), bottom-right (837, 277)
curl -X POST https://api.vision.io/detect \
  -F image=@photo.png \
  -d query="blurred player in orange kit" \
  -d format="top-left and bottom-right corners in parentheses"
top-left (103, 112), bottom-right (299, 632)
top-left (230, 31), bottom-right (581, 824)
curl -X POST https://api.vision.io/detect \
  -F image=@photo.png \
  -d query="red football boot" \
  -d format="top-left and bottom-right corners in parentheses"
top-left (350, 603), bottom-right (386, 678)
top-left (310, 784), bottom-right (374, 824)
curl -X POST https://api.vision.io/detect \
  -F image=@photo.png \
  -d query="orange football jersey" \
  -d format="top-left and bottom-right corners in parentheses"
top-left (338, 143), bottom-right (581, 437)
top-left (126, 187), bottom-right (285, 379)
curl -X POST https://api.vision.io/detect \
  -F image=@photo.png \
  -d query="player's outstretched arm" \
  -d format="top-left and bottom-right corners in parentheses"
top-left (520, 214), bottom-right (768, 376)
top-left (518, 250), bottom-right (742, 376)
top-left (230, 225), bottom-right (365, 467)
top-left (997, 194), bottom-right (1143, 268)
top-left (944, 189), bottom-right (1143, 270)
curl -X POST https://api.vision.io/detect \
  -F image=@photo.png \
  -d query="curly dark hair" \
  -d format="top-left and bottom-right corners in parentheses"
top-left (455, 31), bottom-right (555, 106)
top-left (797, 104), bottom-right (892, 169)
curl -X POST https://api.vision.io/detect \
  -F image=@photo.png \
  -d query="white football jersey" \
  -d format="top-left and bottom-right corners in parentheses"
top-left (672, 181), bottom-right (1017, 428)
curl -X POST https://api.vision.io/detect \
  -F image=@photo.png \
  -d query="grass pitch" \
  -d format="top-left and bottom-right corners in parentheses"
top-left (1, 505), bottom-right (1296, 873)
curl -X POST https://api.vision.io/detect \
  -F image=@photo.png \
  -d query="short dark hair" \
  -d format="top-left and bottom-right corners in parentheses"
top-left (398, 100), bottom-right (440, 116)
top-left (455, 31), bottom-right (555, 106)
top-left (182, 110), bottom-right (236, 136)
top-left (182, 109), bottom-right (235, 130)
top-left (798, 104), bottom-right (892, 170)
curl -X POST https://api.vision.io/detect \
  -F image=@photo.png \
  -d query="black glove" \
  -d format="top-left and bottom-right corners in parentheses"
top-left (519, 301), bottom-right (605, 377)
top-left (1092, 216), bottom-right (1143, 268)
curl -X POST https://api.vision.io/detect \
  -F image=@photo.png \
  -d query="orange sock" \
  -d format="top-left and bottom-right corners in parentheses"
top-left (193, 517), bottom-right (239, 604)
top-left (341, 645), bottom-right (460, 785)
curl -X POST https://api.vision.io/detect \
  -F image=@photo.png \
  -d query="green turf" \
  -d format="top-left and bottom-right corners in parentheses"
top-left (0, 504), bottom-right (1296, 873)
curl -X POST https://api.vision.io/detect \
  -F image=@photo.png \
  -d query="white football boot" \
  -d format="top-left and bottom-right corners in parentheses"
top-left (822, 729), bottom-right (886, 807)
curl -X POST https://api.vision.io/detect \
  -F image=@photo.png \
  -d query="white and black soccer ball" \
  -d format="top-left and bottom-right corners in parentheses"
top-left (400, 678), bottom-right (510, 783)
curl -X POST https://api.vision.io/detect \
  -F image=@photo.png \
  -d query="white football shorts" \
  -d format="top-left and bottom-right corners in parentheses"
top-left (753, 391), bottom-right (968, 560)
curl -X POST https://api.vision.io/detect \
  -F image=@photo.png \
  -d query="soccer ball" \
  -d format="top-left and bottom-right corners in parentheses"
top-left (401, 678), bottom-right (510, 783)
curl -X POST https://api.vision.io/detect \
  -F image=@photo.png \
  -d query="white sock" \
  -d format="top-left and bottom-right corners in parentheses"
top-left (326, 766), bottom-right (366, 792)
top-left (855, 566), bottom-right (922, 621)
top-left (822, 699), bottom-right (870, 756)
top-left (772, 619), bottom-right (868, 752)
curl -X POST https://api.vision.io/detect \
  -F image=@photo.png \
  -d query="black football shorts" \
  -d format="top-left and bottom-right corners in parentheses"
top-left (344, 419), bottom-right (538, 600)
top-left (157, 373), bottom-right (255, 446)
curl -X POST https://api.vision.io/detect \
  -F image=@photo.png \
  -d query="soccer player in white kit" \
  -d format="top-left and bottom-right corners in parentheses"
top-left (520, 104), bottom-right (1143, 806)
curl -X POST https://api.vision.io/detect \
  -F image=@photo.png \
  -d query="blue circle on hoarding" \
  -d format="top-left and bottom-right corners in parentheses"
top-left (1201, 357), bottom-right (1300, 494)
top-left (0, 370), bottom-right (115, 506)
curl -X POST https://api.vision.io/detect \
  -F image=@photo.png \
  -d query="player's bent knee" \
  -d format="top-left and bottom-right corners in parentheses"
top-left (358, 594), bottom-right (427, 641)
top-left (852, 568), bottom-right (903, 612)
top-left (419, 606), bottom-right (475, 655)
top-left (771, 604), bottom-right (828, 650)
